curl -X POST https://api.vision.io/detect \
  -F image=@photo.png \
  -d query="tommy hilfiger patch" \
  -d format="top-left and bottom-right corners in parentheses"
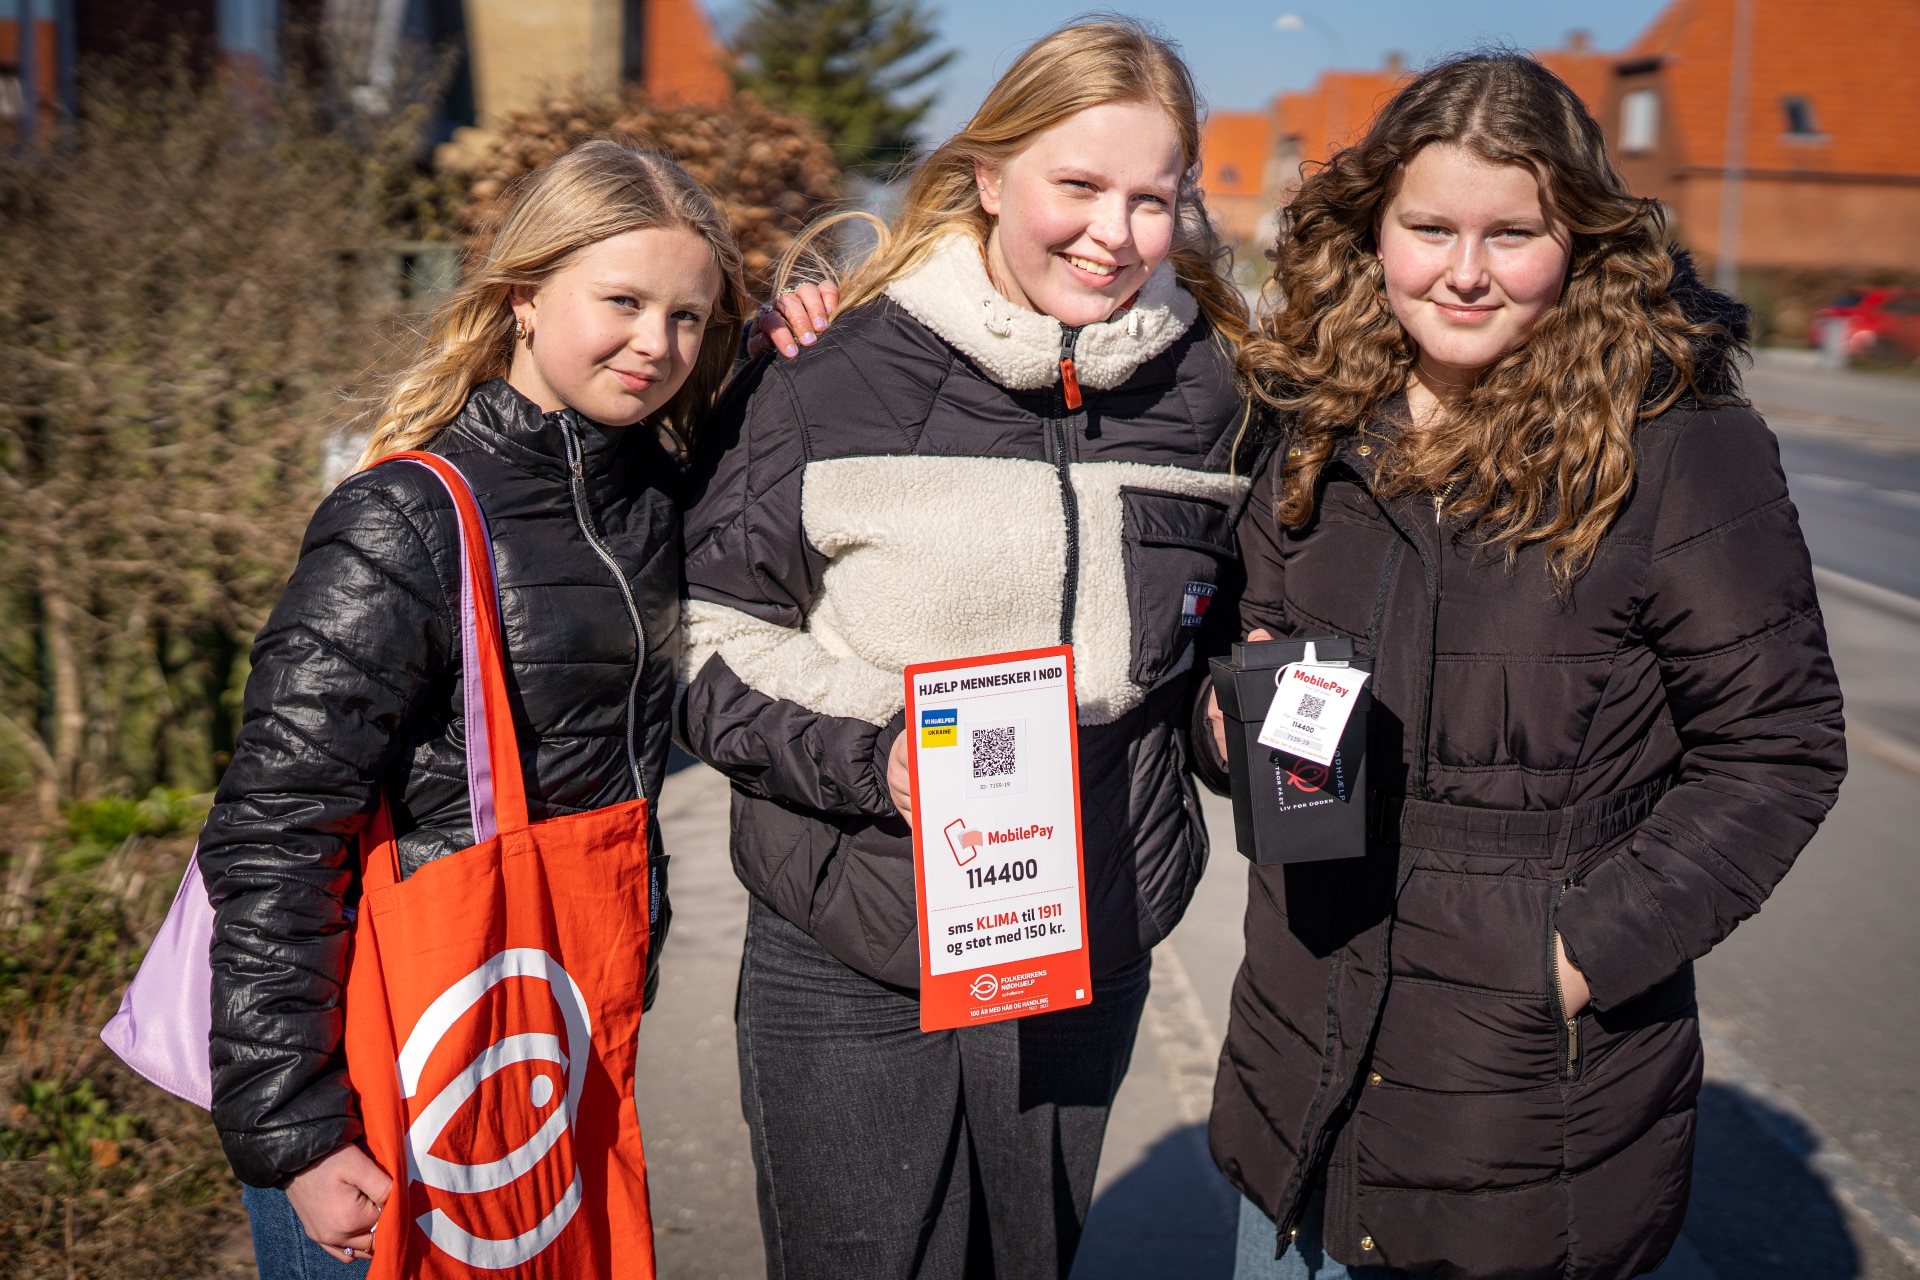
top-left (1181, 581), bottom-right (1216, 627)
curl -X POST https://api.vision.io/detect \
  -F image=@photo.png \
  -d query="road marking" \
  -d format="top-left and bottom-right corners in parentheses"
top-left (1702, 1020), bottom-right (1920, 1271)
top-left (1790, 471), bottom-right (1920, 509)
top-left (1812, 565), bottom-right (1920, 626)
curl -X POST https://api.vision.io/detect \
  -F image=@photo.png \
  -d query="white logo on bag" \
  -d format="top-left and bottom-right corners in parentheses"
top-left (396, 949), bottom-right (591, 1268)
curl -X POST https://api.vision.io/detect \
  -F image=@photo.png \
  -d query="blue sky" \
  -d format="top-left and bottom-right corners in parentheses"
top-left (714, 1), bottom-right (1673, 140)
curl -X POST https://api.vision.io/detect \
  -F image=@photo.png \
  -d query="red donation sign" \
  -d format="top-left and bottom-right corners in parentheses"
top-left (904, 646), bottom-right (1091, 1032)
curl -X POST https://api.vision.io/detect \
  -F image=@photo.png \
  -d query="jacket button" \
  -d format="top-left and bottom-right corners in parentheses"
top-left (1368, 1071), bottom-right (1383, 1086)
top-left (1288, 447), bottom-right (1302, 458)
top-left (1288, 1227), bottom-right (1299, 1243)
top-left (1360, 1236), bottom-right (1376, 1251)
top-left (1356, 443), bottom-right (1373, 456)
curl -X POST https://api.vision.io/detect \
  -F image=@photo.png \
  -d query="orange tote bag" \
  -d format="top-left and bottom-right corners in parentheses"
top-left (343, 452), bottom-right (655, 1278)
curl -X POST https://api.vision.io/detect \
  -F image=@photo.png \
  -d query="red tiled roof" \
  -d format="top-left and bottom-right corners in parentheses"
top-left (1200, 110), bottom-right (1271, 198)
top-left (1631, 0), bottom-right (1920, 177)
top-left (1273, 69), bottom-right (1410, 168)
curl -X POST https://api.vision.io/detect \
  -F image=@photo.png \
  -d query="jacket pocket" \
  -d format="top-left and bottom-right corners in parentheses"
top-left (1119, 487), bottom-right (1236, 687)
top-left (1549, 880), bottom-right (1585, 1082)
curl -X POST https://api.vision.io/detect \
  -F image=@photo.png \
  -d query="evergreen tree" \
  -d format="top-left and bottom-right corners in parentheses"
top-left (729, 0), bottom-right (954, 175)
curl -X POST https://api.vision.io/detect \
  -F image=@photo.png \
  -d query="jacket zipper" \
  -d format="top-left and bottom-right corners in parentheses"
top-left (1548, 880), bottom-right (1582, 1081)
top-left (560, 418), bottom-right (650, 806)
top-left (1053, 325), bottom-right (1084, 647)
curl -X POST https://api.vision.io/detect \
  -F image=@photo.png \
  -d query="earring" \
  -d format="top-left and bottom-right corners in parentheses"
top-left (513, 317), bottom-right (529, 341)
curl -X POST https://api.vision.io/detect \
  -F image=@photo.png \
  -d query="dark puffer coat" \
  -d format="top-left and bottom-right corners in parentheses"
top-left (678, 235), bottom-right (1245, 986)
top-left (1208, 279), bottom-right (1846, 1279)
top-left (198, 379), bottom-right (680, 1188)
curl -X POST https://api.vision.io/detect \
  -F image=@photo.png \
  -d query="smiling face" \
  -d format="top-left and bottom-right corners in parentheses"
top-left (975, 100), bottom-right (1186, 328)
top-left (507, 226), bottom-right (722, 427)
top-left (1377, 143), bottom-right (1573, 398)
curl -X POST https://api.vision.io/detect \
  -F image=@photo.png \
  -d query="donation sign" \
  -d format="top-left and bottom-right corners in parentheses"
top-left (904, 645), bottom-right (1091, 1032)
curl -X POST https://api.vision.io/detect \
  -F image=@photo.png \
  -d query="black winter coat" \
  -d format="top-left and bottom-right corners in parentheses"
top-left (198, 379), bottom-right (680, 1188)
top-left (678, 235), bottom-right (1246, 986)
top-left (1207, 277), bottom-right (1847, 1279)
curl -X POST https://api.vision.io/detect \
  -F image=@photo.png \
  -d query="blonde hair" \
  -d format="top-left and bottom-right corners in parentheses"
top-left (360, 140), bottom-right (751, 466)
top-left (775, 19), bottom-right (1248, 347)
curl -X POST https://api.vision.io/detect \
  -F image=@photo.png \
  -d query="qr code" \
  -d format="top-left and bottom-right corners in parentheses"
top-left (1297, 693), bottom-right (1327, 721)
top-left (972, 726), bottom-right (1017, 779)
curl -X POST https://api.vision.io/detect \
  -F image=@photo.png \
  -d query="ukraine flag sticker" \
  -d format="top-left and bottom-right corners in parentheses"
top-left (920, 708), bottom-right (958, 748)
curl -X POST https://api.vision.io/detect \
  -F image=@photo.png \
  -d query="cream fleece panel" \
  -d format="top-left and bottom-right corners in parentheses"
top-left (683, 455), bottom-right (1249, 728)
top-left (884, 235), bottom-right (1200, 392)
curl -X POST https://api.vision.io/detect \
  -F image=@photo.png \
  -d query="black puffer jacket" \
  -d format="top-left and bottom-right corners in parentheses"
top-left (198, 379), bottom-right (680, 1188)
top-left (678, 235), bottom-right (1246, 986)
top-left (1207, 268), bottom-right (1847, 1278)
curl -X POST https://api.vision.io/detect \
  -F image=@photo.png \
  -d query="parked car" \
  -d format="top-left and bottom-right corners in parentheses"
top-left (1808, 288), bottom-right (1920, 360)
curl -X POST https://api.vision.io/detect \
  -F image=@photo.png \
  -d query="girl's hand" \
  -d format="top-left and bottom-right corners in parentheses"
top-left (1555, 932), bottom-right (1592, 1017)
top-left (1205, 629), bottom-right (1274, 761)
top-left (746, 281), bottom-right (839, 359)
top-left (887, 732), bottom-right (914, 829)
top-left (285, 1142), bottom-right (391, 1264)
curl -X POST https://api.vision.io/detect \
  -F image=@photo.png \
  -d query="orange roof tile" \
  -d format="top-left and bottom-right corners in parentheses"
top-left (645, 0), bottom-right (732, 107)
top-left (1272, 68), bottom-right (1410, 169)
top-left (1535, 47), bottom-right (1614, 120)
top-left (1632, 0), bottom-right (1920, 177)
top-left (1200, 110), bottom-right (1271, 198)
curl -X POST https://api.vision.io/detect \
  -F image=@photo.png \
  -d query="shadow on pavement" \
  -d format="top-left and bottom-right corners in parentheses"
top-left (1684, 1082), bottom-right (1861, 1280)
top-left (1069, 1085), bottom-right (1871, 1280)
top-left (1071, 1124), bottom-right (1237, 1279)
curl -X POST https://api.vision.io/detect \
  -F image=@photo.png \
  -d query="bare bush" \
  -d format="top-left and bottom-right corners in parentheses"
top-left (0, 78), bottom-right (415, 819)
top-left (453, 89), bottom-right (842, 290)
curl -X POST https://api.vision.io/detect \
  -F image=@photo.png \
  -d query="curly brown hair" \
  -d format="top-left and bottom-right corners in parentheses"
top-left (1243, 52), bottom-right (1734, 587)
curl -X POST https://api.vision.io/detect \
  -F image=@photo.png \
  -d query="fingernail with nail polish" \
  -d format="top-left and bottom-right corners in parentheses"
top-left (784, 345), bottom-right (799, 357)
top-left (800, 332), bottom-right (815, 344)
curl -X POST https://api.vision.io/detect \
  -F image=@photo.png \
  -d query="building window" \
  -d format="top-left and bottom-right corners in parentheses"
top-left (1218, 164), bottom-right (1241, 186)
top-left (1782, 96), bottom-right (1821, 138)
top-left (1620, 89), bottom-right (1659, 154)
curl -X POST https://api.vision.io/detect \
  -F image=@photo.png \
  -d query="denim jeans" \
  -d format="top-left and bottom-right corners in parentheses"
top-left (242, 1185), bottom-right (372, 1280)
top-left (1235, 1189), bottom-right (1425, 1280)
top-left (735, 896), bottom-right (1151, 1280)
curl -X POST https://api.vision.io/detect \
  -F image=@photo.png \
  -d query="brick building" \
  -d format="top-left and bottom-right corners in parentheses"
top-left (1199, 0), bottom-right (1920, 329)
top-left (0, 0), bottom-right (729, 147)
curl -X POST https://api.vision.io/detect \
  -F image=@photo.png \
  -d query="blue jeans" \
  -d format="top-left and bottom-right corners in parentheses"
top-left (1235, 1189), bottom-right (1424, 1280)
top-left (242, 1185), bottom-right (372, 1280)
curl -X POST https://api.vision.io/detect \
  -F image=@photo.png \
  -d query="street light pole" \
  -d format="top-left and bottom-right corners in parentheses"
top-left (1714, 0), bottom-right (1757, 295)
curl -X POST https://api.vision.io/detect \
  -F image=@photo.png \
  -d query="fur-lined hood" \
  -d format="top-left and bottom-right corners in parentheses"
top-left (1658, 247), bottom-right (1749, 407)
top-left (883, 233), bottom-right (1200, 392)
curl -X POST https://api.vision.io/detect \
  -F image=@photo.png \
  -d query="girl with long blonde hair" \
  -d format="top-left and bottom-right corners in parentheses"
top-left (197, 140), bottom-right (747, 1276)
top-left (681, 20), bottom-right (1250, 1279)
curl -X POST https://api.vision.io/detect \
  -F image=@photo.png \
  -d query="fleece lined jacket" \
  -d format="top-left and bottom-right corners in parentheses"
top-left (679, 235), bottom-right (1247, 986)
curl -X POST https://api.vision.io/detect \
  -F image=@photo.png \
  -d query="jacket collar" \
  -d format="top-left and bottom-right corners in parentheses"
top-left (449, 378), bottom-right (633, 489)
top-left (884, 234), bottom-right (1200, 392)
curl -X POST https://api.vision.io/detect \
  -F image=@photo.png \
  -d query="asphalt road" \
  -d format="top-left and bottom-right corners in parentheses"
top-left (634, 353), bottom-right (1920, 1280)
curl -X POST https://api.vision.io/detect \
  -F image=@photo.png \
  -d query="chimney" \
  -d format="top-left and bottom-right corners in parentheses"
top-left (1384, 51), bottom-right (1406, 75)
top-left (1567, 29), bottom-right (1591, 53)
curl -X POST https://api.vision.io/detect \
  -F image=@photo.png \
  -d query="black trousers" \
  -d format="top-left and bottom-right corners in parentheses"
top-left (735, 896), bottom-right (1151, 1280)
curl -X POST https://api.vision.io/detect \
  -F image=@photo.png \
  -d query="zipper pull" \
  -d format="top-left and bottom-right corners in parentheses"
top-left (1059, 326), bottom-right (1083, 412)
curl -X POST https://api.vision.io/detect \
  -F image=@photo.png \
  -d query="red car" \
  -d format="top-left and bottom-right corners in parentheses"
top-left (1807, 288), bottom-right (1920, 359)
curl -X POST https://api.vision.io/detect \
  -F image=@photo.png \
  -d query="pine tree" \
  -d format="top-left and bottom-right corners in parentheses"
top-left (729, 0), bottom-right (954, 175)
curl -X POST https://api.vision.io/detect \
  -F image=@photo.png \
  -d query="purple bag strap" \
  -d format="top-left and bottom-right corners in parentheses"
top-left (393, 456), bottom-right (503, 843)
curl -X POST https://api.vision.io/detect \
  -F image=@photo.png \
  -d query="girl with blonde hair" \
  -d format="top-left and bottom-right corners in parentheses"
top-left (682, 19), bottom-right (1248, 1279)
top-left (198, 139), bottom-right (748, 1276)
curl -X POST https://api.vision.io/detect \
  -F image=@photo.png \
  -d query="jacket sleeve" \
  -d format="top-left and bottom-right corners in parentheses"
top-left (196, 472), bottom-right (453, 1187)
top-left (677, 356), bottom-right (903, 818)
top-left (1554, 407), bottom-right (1847, 1012)
top-left (1190, 438), bottom-right (1283, 794)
